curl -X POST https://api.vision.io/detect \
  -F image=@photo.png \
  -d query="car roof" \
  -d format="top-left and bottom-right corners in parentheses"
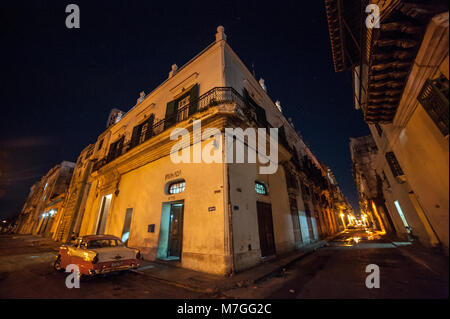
top-left (81, 234), bottom-right (120, 242)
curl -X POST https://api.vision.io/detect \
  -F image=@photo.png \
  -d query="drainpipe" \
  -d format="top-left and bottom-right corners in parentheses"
top-left (223, 129), bottom-right (235, 275)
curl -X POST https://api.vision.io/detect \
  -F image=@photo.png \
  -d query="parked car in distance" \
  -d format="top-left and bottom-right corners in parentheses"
top-left (54, 234), bottom-right (141, 277)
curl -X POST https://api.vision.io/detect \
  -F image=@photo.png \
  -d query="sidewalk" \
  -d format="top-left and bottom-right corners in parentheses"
top-left (132, 232), bottom-right (344, 293)
top-left (394, 241), bottom-right (449, 280)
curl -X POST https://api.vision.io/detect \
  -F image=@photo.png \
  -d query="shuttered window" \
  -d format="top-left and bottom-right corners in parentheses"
top-left (285, 168), bottom-right (298, 190)
top-left (107, 136), bottom-right (124, 162)
top-left (243, 88), bottom-right (268, 127)
top-left (130, 114), bottom-right (155, 149)
top-left (188, 84), bottom-right (199, 115)
top-left (164, 84), bottom-right (199, 129)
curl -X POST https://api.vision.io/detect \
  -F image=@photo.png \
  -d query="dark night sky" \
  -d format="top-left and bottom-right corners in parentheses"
top-left (0, 0), bottom-right (370, 220)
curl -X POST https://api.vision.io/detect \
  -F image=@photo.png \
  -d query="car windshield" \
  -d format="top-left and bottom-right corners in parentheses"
top-left (87, 239), bottom-right (123, 249)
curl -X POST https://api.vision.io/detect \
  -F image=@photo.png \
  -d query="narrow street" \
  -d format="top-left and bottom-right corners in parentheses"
top-left (0, 231), bottom-right (447, 299)
top-left (222, 229), bottom-right (449, 299)
top-left (0, 234), bottom-right (205, 299)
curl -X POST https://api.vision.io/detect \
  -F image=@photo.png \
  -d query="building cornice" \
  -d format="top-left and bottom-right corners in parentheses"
top-left (393, 11), bottom-right (449, 128)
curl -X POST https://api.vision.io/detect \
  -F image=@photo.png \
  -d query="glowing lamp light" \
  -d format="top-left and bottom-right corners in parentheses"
top-left (42, 209), bottom-right (57, 218)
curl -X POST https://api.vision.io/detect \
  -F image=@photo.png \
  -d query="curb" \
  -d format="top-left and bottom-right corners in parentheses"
top-left (131, 269), bottom-right (215, 293)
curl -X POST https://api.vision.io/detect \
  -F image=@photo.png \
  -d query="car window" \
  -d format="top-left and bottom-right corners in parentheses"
top-left (87, 239), bottom-right (123, 249)
top-left (74, 238), bottom-right (82, 248)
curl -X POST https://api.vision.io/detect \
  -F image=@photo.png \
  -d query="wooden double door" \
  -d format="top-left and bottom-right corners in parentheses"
top-left (168, 203), bottom-right (184, 258)
top-left (256, 201), bottom-right (276, 257)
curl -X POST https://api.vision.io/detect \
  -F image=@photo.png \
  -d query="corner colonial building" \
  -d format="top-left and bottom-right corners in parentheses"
top-left (16, 27), bottom-right (348, 275)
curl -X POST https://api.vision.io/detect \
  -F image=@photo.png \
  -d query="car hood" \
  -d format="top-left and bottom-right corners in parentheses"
top-left (90, 246), bottom-right (137, 263)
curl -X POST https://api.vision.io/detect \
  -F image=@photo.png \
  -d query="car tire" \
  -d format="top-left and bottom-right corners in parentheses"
top-left (54, 255), bottom-right (64, 272)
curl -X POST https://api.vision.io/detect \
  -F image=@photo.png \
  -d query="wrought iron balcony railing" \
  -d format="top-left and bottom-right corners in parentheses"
top-left (417, 76), bottom-right (449, 137)
top-left (92, 87), bottom-right (245, 171)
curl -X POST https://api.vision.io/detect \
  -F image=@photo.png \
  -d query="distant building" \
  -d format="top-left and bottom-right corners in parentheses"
top-left (54, 144), bottom-right (95, 243)
top-left (15, 182), bottom-right (40, 234)
top-left (325, 0), bottom-right (449, 253)
top-left (16, 161), bottom-right (75, 239)
top-left (350, 135), bottom-right (394, 233)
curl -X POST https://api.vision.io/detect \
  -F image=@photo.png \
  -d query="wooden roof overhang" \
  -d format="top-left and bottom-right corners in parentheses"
top-left (325, 0), bottom-right (363, 72)
top-left (325, 0), bottom-right (447, 124)
top-left (365, 2), bottom-right (447, 123)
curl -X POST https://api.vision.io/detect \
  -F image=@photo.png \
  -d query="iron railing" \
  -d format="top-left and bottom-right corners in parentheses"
top-left (417, 76), bottom-right (449, 137)
top-left (93, 87), bottom-right (245, 171)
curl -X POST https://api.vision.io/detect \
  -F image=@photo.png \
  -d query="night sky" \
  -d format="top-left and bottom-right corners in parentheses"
top-left (0, 1), bottom-right (370, 220)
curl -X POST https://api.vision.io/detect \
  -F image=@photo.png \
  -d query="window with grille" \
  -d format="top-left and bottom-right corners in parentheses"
top-left (385, 152), bottom-right (404, 178)
top-left (417, 75), bottom-right (449, 137)
top-left (168, 181), bottom-right (186, 194)
top-left (255, 181), bottom-right (267, 195)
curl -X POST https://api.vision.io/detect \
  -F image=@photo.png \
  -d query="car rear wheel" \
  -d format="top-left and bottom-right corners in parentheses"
top-left (54, 255), bottom-right (63, 272)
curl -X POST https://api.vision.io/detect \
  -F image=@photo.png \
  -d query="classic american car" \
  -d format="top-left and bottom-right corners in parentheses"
top-left (54, 234), bottom-right (141, 277)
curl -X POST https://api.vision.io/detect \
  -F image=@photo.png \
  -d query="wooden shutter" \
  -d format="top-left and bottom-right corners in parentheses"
top-left (107, 141), bottom-right (117, 162)
top-left (130, 125), bottom-right (141, 149)
top-left (188, 84), bottom-right (199, 115)
top-left (164, 100), bottom-right (178, 129)
top-left (116, 136), bottom-right (124, 158)
top-left (145, 114), bottom-right (155, 140)
top-left (243, 88), bottom-right (268, 126)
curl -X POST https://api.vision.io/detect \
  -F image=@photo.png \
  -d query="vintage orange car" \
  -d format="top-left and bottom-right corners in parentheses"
top-left (54, 234), bottom-right (141, 277)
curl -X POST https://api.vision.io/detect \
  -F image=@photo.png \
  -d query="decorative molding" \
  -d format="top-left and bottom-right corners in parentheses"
top-left (393, 12), bottom-right (449, 128)
top-left (169, 72), bottom-right (199, 95)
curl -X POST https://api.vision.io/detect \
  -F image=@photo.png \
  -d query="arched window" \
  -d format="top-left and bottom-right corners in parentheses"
top-left (255, 181), bottom-right (267, 195)
top-left (168, 180), bottom-right (186, 194)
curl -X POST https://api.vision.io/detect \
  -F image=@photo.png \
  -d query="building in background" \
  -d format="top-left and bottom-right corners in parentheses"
top-left (54, 144), bottom-right (95, 243)
top-left (324, 0), bottom-right (449, 253)
top-left (350, 135), bottom-right (394, 233)
top-left (15, 161), bottom-right (75, 239)
top-left (14, 182), bottom-right (40, 234)
top-left (324, 165), bottom-right (353, 230)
